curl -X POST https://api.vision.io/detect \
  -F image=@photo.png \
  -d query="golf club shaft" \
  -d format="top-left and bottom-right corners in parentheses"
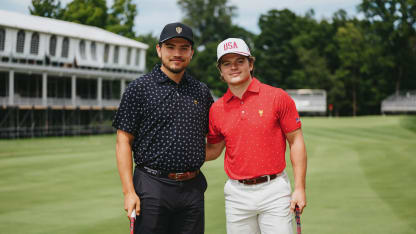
top-left (295, 205), bottom-right (301, 234)
top-left (130, 210), bottom-right (136, 234)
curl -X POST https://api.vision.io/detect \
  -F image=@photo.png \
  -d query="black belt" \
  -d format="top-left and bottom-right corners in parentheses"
top-left (238, 174), bottom-right (278, 185)
top-left (139, 166), bottom-right (199, 181)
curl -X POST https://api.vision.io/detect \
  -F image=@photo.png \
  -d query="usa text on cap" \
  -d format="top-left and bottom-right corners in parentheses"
top-left (217, 38), bottom-right (251, 61)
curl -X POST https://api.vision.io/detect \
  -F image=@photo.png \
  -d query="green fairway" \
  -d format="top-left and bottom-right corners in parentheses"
top-left (1, 116), bottom-right (415, 234)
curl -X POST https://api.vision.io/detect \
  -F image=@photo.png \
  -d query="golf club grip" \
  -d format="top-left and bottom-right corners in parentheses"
top-left (130, 210), bottom-right (136, 234)
top-left (295, 205), bottom-right (301, 234)
top-left (130, 217), bottom-right (135, 234)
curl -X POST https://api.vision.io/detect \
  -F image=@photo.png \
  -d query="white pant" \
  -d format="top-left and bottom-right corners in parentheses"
top-left (224, 171), bottom-right (294, 234)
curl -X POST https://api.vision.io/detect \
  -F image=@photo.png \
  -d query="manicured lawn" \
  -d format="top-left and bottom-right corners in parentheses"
top-left (0, 116), bottom-right (415, 233)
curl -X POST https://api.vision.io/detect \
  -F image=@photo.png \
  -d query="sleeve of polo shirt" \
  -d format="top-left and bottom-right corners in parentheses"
top-left (207, 105), bottom-right (224, 144)
top-left (275, 89), bottom-right (302, 134)
top-left (112, 81), bottom-right (142, 134)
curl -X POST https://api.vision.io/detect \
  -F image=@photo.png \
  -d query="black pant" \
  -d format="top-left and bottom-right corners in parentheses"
top-left (133, 168), bottom-right (207, 234)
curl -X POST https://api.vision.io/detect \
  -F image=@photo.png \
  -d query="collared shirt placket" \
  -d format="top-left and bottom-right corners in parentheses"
top-left (240, 98), bottom-right (247, 120)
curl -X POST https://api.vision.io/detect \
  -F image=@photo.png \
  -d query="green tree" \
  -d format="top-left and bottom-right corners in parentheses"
top-left (254, 9), bottom-right (308, 88)
top-left (326, 10), bottom-right (361, 116)
top-left (335, 22), bottom-right (367, 116)
top-left (359, 0), bottom-right (416, 94)
top-left (177, 0), bottom-right (253, 96)
top-left (136, 33), bottom-right (159, 72)
top-left (61, 0), bottom-right (108, 28)
top-left (177, 0), bottom-right (236, 45)
top-left (357, 19), bottom-right (396, 115)
top-left (106, 0), bottom-right (137, 38)
top-left (334, 21), bottom-right (388, 116)
top-left (29, 0), bottom-right (63, 18)
top-left (286, 10), bottom-right (333, 90)
top-left (289, 47), bottom-right (331, 89)
top-left (192, 42), bottom-right (229, 97)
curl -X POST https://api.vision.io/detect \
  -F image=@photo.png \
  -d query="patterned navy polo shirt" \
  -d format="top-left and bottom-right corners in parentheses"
top-left (112, 65), bottom-right (214, 172)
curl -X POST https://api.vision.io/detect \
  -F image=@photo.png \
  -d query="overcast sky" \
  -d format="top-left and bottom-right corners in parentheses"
top-left (0, 0), bottom-right (362, 36)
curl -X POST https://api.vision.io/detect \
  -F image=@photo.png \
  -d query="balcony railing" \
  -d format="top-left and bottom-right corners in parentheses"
top-left (0, 125), bottom-right (115, 139)
top-left (0, 96), bottom-right (120, 108)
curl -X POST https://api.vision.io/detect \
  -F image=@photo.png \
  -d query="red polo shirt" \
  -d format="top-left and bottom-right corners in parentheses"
top-left (207, 78), bottom-right (301, 180)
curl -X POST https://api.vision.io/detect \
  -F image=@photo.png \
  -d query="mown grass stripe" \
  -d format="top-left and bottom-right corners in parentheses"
top-left (1, 116), bottom-right (415, 234)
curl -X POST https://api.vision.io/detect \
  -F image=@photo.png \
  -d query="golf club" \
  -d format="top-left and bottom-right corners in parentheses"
top-left (295, 205), bottom-right (302, 234)
top-left (130, 210), bottom-right (136, 234)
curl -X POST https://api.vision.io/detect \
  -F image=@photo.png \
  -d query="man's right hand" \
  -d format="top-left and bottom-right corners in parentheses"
top-left (125, 192), bottom-right (141, 218)
top-left (205, 140), bottom-right (225, 161)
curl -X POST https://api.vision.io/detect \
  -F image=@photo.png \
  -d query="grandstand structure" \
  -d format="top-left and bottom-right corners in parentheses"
top-left (0, 10), bottom-right (148, 138)
top-left (286, 89), bottom-right (327, 115)
top-left (381, 91), bottom-right (416, 114)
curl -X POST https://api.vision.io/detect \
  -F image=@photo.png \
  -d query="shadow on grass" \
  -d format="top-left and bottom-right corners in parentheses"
top-left (358, 117), bottom-right (416, 232)
top-left (400, 115), bottom-right (416, 133)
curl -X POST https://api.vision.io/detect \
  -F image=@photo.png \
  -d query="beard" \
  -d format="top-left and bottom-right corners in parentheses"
top-left (161, 59), bottom-right (186, 74)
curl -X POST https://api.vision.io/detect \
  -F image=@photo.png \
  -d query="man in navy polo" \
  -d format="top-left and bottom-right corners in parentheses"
top-left (113, 22), bottom-right (213, 234)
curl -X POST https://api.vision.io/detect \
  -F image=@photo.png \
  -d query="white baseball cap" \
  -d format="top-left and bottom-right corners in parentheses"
top-left (217, 38), bottom-right (251, 62)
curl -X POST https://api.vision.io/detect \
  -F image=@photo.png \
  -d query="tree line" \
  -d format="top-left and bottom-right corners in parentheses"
top-left (30, 0), bottom-right (416, 116)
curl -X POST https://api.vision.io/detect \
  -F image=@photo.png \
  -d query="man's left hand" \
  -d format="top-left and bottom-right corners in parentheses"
top-left (290, 188), bottom-right (306, 214)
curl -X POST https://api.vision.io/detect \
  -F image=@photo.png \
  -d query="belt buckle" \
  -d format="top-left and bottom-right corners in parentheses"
top-left (143, 166), bottom-right (159, 176)
top-left (174, 172), bottom-right (185, 180)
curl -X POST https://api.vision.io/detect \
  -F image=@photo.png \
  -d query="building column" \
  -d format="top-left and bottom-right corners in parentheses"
top-left (42, 72), bottom-right (47, 106)
top-left (71, 75), bottom-right (76, 107)
top-left (139, 49), bottom-right (146, 72)
top-left (8, 70), bottom-right (14, 105)
top-left (97, 77), bottom-right (102, 106)
top-left (121, 79), bottom-right (126, 96)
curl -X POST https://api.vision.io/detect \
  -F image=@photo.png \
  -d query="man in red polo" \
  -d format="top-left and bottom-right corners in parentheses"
top-left (206, 38), bottom-right (307, 234)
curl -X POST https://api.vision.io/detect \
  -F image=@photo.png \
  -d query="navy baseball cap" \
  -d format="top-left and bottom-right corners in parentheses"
top-left (159, 22), bottom-right (194, 45)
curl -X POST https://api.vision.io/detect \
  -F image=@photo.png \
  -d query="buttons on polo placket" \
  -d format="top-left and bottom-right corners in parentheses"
top-left (240, 99), bottom-right (247, 120)
top-left (241, 110), bottom-right (247, 120)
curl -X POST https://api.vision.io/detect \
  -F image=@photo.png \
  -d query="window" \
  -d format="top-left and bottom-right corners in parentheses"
top-left (113, 45), bottom-right (119, 64)
top-left (16, 30), bottom-right (25, 53)
top-left (49, 35), bottom-right (57, 56)
top-left (135, 49), bottom-right (140, 66)
top-left (15, 73), bottom-right (42, 98)
top-left (79, 40), bottom-right (86, 59)
top-left (104, 44), bottom-right (109, 63)
top-left (76, 78), bottom-right (97, 99)
top-left (91, 42), bottom-right (97, 60)
top-left (47, 76), bottom-right (71, 98)
top-left (30, 32), bottom-right (39, 55)
top-left (0, 28), bottom-right (5, 51)
top-left (126, 47), bottom-right (131, 65)
top-left (61, 37), bottom-right (69, 58)
top-left (102, 79), bottom-right (121, 99)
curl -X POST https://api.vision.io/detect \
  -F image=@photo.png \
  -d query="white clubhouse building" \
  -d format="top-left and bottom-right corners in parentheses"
top-left (0, 10), bottom-right (148, 138)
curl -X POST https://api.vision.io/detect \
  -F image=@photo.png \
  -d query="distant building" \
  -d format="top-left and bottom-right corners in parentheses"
top-left (286, 89), bottom-right (327, 115)
top-left (0, 10), bottom-right (148, 138)
top-left (381, 91), bottom-right (416, 114)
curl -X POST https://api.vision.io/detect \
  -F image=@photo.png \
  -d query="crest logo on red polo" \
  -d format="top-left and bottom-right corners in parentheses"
top-left (224, 41), bottom-right (238, 51)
